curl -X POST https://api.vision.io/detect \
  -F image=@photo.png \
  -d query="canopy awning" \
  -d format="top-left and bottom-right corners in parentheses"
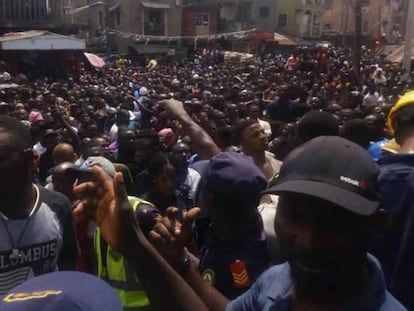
top-left (83, 52), bottom-right (106, 68)
top-left (269, 32), bottom-right (297, 46)
top-left (385, 43), bottom-right (414, 63)
top-left (0, 31), bottom-right (85, 50)
top-left (141, 1), bottom-right (170, 9)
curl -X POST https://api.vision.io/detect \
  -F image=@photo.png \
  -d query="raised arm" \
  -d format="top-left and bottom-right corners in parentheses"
top-left (73, 167), bottom-right (211, 311)
top-left (159, 99), bottom-right (221, 160)
top-left (149, 207), bottom-right (229, 311)
top-left (51, 107), bottom-right (81, 151)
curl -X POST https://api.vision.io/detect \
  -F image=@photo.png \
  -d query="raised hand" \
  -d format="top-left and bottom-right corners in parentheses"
top-left (73, 166), bottom-right (139, 252)
top-left (149, 207), bottom-right (201, 271)
top-left (158, 99), bottom-right (187, 118)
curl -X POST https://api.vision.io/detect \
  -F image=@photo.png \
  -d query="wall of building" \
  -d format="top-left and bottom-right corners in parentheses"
top-left (182, 7), bottom-right (218, 36)
top-left (252, 0), bottom-right (276, 32)
top-left (275, 0), bottom-right (325, 39)
top-left (0, 0), bottom-right (64, 31)
top-left (323, 0), bottom-right (403, 41)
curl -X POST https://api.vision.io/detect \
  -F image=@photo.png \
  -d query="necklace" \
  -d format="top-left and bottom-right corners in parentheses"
top-left (2, 218), bottom-right (32, 260)
top-left (0, 185), bottom-right (39, 261)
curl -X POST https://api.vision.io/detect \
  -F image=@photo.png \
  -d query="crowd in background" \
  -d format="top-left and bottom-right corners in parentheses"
top-left (0, 45), bottom-right (413, 310)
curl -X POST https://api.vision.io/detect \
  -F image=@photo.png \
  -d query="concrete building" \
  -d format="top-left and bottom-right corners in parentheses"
top-left (323, 0), bottom-right (404, 43)
top-left (66, 0), bottom-right (184, 56)
top-left (0, 0), bottom-right (65, 33)
top-left (182, 0), bottom-right (219, 37)
top-left (275, 0), bottom-right (326, 40)
top-left (218, 0), bottom-right (276, 33)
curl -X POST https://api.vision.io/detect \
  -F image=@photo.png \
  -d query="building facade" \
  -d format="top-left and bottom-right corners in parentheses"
top-left (66, 0), bottom-right (183, 55)
top-left (0, 0), bottom-right (65, 33)
top-left (275, 0), bottom-right (325, 40)
top-left (182, 0), bottom-right (219, 37)
top-left (323, 0), bottom-right (405, 43)
top-left (218, 0), bottom-right (276, 33)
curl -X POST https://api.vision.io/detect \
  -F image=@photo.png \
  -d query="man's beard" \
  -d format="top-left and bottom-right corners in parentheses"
top-left (289, 255), bottom-right (364, 302)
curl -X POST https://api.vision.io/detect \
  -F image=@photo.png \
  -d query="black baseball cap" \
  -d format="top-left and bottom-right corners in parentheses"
top-left (264, 136), bottom-right (379, 216)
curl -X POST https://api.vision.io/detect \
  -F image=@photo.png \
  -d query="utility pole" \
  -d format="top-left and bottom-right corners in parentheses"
top-left (342, 0), bottom-right (350, 46)
top-left (354, 0), bottom-right (362, 78)
top-left (402, 0), bottom-right (414, 80)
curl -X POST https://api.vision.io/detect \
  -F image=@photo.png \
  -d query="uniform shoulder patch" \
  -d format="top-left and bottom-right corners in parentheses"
top-left (230, 260), bottom-right (251, 289)
top-left (202, 269), bottom-right (215, 286)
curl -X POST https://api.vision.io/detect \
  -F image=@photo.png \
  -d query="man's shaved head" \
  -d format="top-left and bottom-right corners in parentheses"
top-left (52, 143), bottom-right (77, 166)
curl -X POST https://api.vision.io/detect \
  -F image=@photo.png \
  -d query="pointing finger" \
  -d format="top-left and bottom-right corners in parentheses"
top-left (113, 172), bottom-right (128, 204)
top-left (182, 207), bottom-right (201, 234)
top-left (166, 207), bottom-right (181, 235)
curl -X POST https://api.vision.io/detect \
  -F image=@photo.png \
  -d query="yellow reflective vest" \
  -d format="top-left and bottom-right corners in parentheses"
top-left (94, 197), bottom-right (152, 310)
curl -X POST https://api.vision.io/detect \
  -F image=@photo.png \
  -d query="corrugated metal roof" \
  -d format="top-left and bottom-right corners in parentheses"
top-left (141, 1), bottom-right (171, 9)
top-left (0, 31), bottom-right (86, 50)
top-left (0, 30), bottom-right (48, 42)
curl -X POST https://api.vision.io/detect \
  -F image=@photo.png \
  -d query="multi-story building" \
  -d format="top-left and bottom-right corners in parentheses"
top-left (66, 0), bottom-right (184, 56)
top-left (182, 0), bottom-right (219, 38)
top-left (218, 0), bottom-right (276, 33)
top-left (380, 0), bottom-right (405, 43)
top-left (323, 0), bottom-right (405, 43)
top-left (275, 0), bottom-right (326, 40)
top-left (0, 0), bottom-right (65, 33)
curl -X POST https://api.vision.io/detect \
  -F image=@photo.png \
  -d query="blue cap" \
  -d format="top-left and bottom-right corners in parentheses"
top-left (204, 152), bottom-right (267, 205)
top-left (0, 272), bottom-right (123, 311)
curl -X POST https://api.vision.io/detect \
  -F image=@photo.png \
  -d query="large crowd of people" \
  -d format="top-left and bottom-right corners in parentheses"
top-left (0, 46), bottom-right (413, 310)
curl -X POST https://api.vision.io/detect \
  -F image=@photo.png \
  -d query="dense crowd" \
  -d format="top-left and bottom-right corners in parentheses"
top-left (0, 46), bottom-right (413, 310)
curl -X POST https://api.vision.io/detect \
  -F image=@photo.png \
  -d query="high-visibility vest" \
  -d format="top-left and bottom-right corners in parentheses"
top-left (94, 197), bottom-right (152, 310)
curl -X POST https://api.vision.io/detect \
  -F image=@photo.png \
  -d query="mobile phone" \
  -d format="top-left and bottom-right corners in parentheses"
top-left (76, 170), bottom-right (97, 184)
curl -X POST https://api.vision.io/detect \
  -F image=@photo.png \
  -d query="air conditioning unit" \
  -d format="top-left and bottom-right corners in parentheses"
top-left (362, 7), bottom-right (369, 14)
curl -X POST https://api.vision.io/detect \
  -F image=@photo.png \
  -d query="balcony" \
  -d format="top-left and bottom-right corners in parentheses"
top-left (218, 0), bottom-right (254, 32)
top-left (144, 22), bottom-right (166, 36)
top-left (0, 0), bottom-right (61, 30)
top-left (141, 2), bottom-right (169, 36)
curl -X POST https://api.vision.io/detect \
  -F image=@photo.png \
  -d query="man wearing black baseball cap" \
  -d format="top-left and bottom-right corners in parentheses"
top-left (225, 136), bottom-right (405, 310)
top-left (74, 136), bottom-right (407, 311)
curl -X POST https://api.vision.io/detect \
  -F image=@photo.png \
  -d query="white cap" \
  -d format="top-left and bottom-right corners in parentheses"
top-left (139, 87), bottom-right (148, 96)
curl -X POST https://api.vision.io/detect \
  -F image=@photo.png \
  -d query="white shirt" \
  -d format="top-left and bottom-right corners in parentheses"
top-left (33, 142), bottom-right (46, 156)
top-left (109, 123), bottom-right (118, 143)
top-left (363, 92), bottom-right (379, 108)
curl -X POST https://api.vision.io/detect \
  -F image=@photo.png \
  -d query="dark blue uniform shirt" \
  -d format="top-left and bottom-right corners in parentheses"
top-left (227, 255), bottom-right (407, 311)
top-left (199, 227), bottom-right (269, 300)
top-left (373, 154), bottom-right (414, 309)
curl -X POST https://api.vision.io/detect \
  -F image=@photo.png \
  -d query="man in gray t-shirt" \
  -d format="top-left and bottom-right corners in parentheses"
top-left (0, 116), bottom-right (77, 295)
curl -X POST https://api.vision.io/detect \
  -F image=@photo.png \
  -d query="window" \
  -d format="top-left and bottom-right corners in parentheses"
top-left (196, 13), bottom-right (209, 26)
top-left (98, 11), bottom-right (103, 27)
top-left (144, 9), bottom-right (165, 36)
top-left (259, 7), bottom-right (269, 18)
top-left (116, 8), bottom-right (121, 26)
top-left (278, 13), bottom-right (287, 27)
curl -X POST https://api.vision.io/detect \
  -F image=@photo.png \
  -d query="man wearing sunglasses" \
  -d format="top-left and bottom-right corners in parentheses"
top-left (0, 116), bottom-right (78, 296)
